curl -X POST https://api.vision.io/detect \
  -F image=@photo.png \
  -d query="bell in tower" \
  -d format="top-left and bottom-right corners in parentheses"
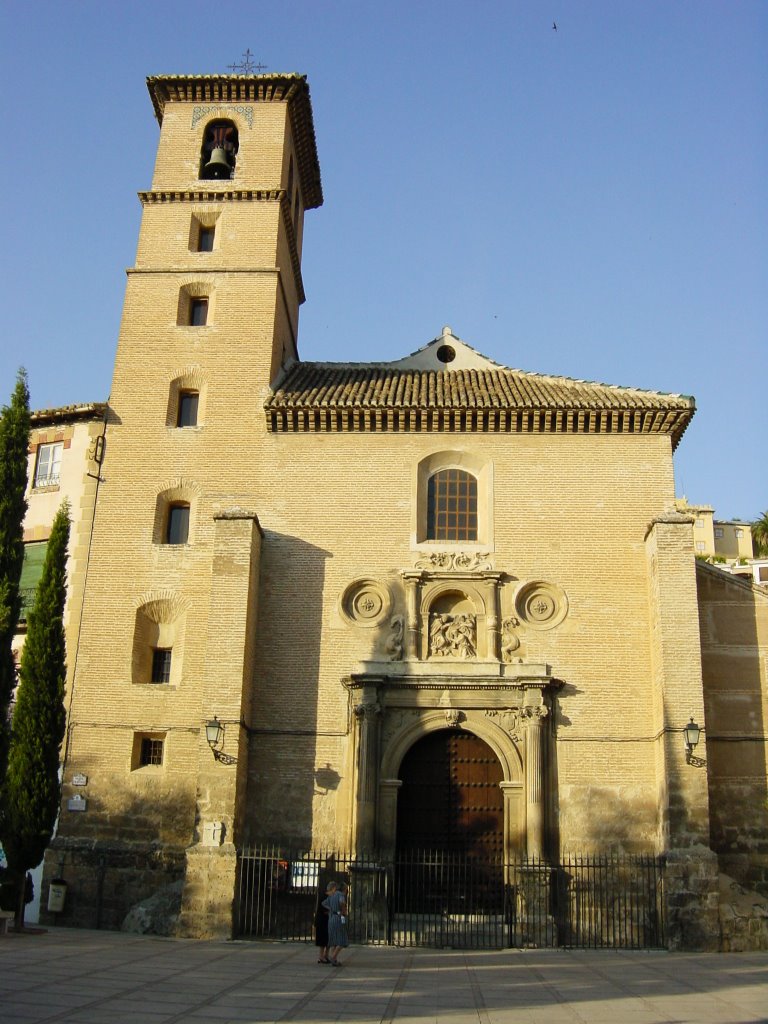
top-left (200, 120), bottom-right (238, 180)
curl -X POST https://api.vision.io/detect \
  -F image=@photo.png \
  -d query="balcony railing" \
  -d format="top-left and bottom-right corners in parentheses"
top-left (32, 473), bottom-right (61, 488)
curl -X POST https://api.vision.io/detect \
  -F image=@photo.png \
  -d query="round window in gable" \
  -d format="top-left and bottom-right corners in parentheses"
top-left (436, 344), bottom-right (456, 364)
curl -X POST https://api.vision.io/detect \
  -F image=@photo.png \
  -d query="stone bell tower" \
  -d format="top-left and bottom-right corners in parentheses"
top-left (45, 75), bottom-right (322, 936)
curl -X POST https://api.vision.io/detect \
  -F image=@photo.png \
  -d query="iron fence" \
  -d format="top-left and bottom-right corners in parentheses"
top-left (236, 846), bottom-right (665, 949)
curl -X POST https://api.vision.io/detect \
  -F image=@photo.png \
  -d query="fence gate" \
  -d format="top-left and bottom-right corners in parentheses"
top-left (236, 847), bottom-right (665, 950)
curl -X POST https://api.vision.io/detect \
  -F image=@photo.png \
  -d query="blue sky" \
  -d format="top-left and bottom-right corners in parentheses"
top-left (1, 1), bottom-right (765, 520)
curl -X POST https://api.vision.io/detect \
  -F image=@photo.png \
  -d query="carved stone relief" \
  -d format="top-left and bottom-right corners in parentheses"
top-left (415, 551), bottom-right (493, 571)
top-left (353, 701), bottom-right (382, 720)
top-left (429, 613), bottom-right (477, 659)
top-left (385, 615), bottom-right (404, 661)
top-left (444, 709), bottom-right (463, 727)
top-left (485, 707), bottom-right (522, 740)
top-left (340, 565), bottom-right (568, 667)
top-left (501, 616), bottom-right (520, 662)
top-left (514, 581), bottom-right (568, 630)
top-left (521, 705), bottom-right (549, 723)
top-left (379, 707), bottom-right (420, 750)
top-left (340, 578), bottom-right (392, 627)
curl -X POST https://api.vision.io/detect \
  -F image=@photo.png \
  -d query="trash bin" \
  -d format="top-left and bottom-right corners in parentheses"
top-left (47, 879), bottom-right (67, 913)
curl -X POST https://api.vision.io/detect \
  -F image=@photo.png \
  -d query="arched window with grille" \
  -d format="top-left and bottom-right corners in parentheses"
top-left (426, 469), bottom-right (478, 541)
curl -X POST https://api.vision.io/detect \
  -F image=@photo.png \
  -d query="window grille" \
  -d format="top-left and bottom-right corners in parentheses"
top-left (139, 737), bottom-right (164, 766)
top-left (151, 648), bottom-right (172, 684)
top-left (427, 469), bottom-right (478, 541)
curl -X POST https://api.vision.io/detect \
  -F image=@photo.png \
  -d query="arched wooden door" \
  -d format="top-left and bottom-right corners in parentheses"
top-left (396, 728), bottom-right (504, 857)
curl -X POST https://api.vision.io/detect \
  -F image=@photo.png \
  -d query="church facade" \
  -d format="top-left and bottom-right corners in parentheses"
top-left (41, 73), bottom-right (768, 949)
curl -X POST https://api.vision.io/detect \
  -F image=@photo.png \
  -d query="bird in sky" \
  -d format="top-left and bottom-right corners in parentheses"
top-left (552, 21), bottom-right (557, 31)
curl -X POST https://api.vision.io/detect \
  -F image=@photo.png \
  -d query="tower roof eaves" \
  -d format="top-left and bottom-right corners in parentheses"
top-left (146, 73), bottom-right (323, 209)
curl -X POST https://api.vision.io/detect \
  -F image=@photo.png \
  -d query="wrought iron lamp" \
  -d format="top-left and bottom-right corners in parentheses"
top-left (205, 716), bottom-right (224, 754)
top-left (683, 718), bottom-right (701, 763)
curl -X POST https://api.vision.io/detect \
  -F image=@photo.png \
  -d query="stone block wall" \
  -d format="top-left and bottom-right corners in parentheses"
top-left (40, 837), bottom-right (185, 931)
top-left (697, 563), bottom-right (768, 895)
top-left (663, 845), bottom-right (720, 951)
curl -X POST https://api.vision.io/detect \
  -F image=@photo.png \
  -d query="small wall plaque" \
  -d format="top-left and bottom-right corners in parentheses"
top-left (67, 795), bottom-right (87, 812)
top-left (72, 773), bottom-right (88, 786)
top-left (202, 821), bottom-right (225, 846)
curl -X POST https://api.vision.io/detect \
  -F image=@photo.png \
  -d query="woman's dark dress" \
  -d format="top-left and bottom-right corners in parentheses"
top-left (314, 902), bottom-right (329, 948)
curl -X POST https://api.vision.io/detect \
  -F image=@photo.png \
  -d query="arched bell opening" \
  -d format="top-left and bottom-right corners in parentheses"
top-left (199, 120), bottom-right (239, 180)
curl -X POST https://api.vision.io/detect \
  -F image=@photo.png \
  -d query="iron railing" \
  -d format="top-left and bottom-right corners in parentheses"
top-left (236, 846), bottom-right (665, 949)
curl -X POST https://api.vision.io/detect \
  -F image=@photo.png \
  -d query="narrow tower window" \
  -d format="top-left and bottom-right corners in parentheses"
top-left (190, 298), bottom-right (208, 326)
top-left (197, 225), bottom-right (215, 252)
top-left (166, 503), bottom-right (190, 545)
top-left (177, 391), bottom-right (199, 427)
top-left (151, 648), bottom-right (172, 684)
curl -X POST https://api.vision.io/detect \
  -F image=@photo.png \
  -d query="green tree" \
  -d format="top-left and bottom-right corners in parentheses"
top-left (0, 368), bottom-right (31, 775)
top-left (751, 511), bottom-right (768, 558)
top-left (2, 502), bottom-right (70, 929)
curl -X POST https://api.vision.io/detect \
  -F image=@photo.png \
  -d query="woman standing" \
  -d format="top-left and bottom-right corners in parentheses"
top-left (314, 882), bottom-right (333, 963)
top-left (322, 881), bottom-right (348, 966)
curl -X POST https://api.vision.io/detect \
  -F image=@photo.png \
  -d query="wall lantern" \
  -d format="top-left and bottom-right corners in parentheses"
top-left (205, 716), bottom-right (224, 753)
top-left (683, 718), bottom-right (701, 762)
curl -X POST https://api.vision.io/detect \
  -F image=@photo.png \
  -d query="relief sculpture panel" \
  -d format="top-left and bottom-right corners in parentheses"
top-left (429, 613), bottom-right (477, 659)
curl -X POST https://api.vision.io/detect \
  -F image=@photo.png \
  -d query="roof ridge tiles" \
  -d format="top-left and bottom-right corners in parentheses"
top-left (286, 358), bottom-right (688, 402)
top-left (265, 361), bottom-right (693, 417)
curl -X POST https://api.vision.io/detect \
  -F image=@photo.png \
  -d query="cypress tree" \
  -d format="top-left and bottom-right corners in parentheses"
top-left (2, 501), bottom-right (70, 929)
top-left (0, 368), bottom-right (31, 775)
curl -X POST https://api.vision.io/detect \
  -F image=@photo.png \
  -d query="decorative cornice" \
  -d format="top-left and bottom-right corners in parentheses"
top-left (138, 188), bottom-right (283, 204)
top-left (401, 569), bottom-right (504, 582)
top-left (344, 664), bottom-right (553, 689)
top-left (266, 365), bottom-right (695, 447)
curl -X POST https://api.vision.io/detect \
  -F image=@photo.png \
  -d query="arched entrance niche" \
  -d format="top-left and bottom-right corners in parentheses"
top-left (397, 729), bottom-right (503, 856)
top-left (420, 582), bottom-right (491, 660)
top-left (378, 712), bottom-right (524, 857)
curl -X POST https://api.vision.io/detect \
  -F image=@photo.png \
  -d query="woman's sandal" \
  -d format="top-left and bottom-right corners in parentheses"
top-left (318, 957), bottom-right (330, 963)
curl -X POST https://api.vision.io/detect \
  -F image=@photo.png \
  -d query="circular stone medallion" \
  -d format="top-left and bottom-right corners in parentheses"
top-left (514, 581), bottom-right (568, 630)
top-left (340, 578), bottom-right (392, 627)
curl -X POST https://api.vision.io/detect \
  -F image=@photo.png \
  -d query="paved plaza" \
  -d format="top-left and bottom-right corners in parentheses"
top-left (1, 928), bottom-right (767, 1023)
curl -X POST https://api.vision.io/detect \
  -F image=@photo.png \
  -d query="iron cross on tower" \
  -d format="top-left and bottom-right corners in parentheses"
top-left (228, 49), bottom-right (267, 74)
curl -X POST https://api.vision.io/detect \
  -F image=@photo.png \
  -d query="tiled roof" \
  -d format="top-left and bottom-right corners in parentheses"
top-left (31, 403), bottom-right (107, 426)
top-left (265, 363), bottom-right (695, 447)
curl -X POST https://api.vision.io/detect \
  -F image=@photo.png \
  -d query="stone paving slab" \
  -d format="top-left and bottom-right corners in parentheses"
top-left (1, 929), bottom-right (767, 1023)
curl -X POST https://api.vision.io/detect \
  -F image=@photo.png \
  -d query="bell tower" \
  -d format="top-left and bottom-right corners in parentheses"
top-left (140, 74), bottom-right (322, 385)
top-left (47, 75), bottom-right (322, 936)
